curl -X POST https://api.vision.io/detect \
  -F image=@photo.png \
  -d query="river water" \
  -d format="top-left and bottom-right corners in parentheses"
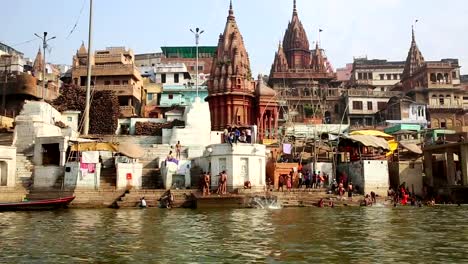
top-left (1, 206), bottom-right (468, 263)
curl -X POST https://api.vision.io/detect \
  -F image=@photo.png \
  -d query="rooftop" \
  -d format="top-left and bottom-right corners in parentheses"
top-left (161, 46), bottom-right (217, 58)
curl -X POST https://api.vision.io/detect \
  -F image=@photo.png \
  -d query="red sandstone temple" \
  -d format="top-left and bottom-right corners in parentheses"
top-left (207, 1), bottom-right (279, 142)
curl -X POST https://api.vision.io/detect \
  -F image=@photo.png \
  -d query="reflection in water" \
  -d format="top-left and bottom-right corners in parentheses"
top-left (1, 207), bottom-right (468, 263)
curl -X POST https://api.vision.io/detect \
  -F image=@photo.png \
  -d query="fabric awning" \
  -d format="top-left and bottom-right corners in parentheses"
top-left (71, 142), bottom-right (118, 152)
top-left (118, 142), bottom-right (145, 159)
top-left (399, 142), bottom-right (423, 154)
top-left (344, 135), bottom-right (390, 150)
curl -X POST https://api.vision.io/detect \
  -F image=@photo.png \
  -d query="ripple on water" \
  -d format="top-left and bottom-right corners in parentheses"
top-left (1, 207), bottom-right (468, 263)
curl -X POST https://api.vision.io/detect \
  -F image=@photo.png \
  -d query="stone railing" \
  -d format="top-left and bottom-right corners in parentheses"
top-left (81, 85), bottom-right (141, 100)
top-left (347, 89), bottom-right (402, 97)
top-left (427, 104), bottom-right (466, 109)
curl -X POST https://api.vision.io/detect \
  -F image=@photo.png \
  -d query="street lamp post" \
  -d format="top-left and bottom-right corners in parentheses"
top-left (34, 32), bottom-right (56, 100)
top-left (190, 28), bottom-right (204, 98)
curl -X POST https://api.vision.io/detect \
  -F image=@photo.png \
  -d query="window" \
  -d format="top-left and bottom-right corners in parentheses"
top-left (174, 73), bottom-right (179, 83)
top-left (161, 74), bottom-right (166, 83)
top-left (67, 117), bottom-right (73, 122)
top-left (168, 94), bottom-right (173, 100)
top-left (190, 66), bottom-right (195, 71)
top-left (358, 73), bottom-right (363, 80)
top-left (367, 101), bottom-right (373, 110)
top-left (380, 74), bottom-right (385, 80)
top-left (440, 120), bottom-right (447, 128)
top-left (439, 95), bottom-right (444, 105)
top-left (352, 101), bottom-right (363, 110)
top-left (377, 102), bottom-right (387, 110)
top-left (198, 65), bottom-right (204, 71)
top-left (122, 80), bottom-right (128, 85)
top-left (386, 74), bottom-right (392, 80)
top-left (399, 74), bottom-right (402, 79)
top-left (452, 71), bottom-right (457, 78)
top-left (393, 74), bottom-right (398, 80)
top-left (113, 80), bottom-right (120, 85)
top-left (104, 80), bottom-right (111, 85)
top-left (147, 93), bottom-right (153, 101)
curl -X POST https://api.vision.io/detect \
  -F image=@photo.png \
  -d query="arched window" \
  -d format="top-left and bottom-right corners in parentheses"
top-left (447, 118), bottom-right (453, 129)
top-left (437, 73), bottom-right (444, 83)
top-left (430, 73), bottom-right (437, 83)
top-left (440, 119), bottom-right (447, 128)
top-left (432, 118), bottom-right (440, 128)
top-left (456, 120), bottom-right (462, 127)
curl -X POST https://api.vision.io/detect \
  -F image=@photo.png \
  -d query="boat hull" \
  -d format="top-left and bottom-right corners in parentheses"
top-left (0, 196), bottom-right (75, 211)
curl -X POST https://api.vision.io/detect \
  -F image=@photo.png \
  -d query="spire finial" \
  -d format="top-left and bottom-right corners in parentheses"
top-left (229, 0), bottom-right (233, 16)
top-left (411, 25), bottom-right (415, 42)
top-left (293, 0), bottom-right (297, 15)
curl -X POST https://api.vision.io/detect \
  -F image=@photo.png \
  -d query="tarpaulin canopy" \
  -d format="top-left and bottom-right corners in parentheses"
top-left (70, 142), bottom-right (118, 152)
top-left (70, 141), bottom-right (144, 159)
top-left (344, 135), bottom-right (390, 150)
top-left (118, 142), bottom-right (145, 159)
top-left (350, 130), bottom-right (397, 156)
top-left (399, 142), bottom-right (423, 154)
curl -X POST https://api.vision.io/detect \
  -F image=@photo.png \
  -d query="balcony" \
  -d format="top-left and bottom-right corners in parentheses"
top-left (94, 53), bottom-right (125, 64)
top-left (80, 85), bottom-right (141, 101)
top-left (73, 64), bottom-right (141, 80)
top-left (347, 89), bottom-right (402, 98)
top-left (119, 106), bottom-right (136, 117)
top-left (427, 104), bottom-right (466, 110)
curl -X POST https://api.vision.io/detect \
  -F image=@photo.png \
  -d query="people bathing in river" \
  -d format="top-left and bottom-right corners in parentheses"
top-left (140, 197), bottom-right (147, 208)
top-left (203, 172), bottom-right (211, 196)
top-left (278, 175), bottom-right (285, 192)
top-left (244, 181), bottom-right (252, 189)
top-left (348, 182), bottom-right (353, 201)
top-left (216, 170), bottom-right (227, 195)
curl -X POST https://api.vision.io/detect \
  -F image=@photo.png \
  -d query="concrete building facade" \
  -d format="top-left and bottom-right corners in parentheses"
top-left (71, 44), bottom-right (143, 117)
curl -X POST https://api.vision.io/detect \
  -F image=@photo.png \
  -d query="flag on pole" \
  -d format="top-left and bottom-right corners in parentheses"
top-left (319, 29), bottom-right (323, 32)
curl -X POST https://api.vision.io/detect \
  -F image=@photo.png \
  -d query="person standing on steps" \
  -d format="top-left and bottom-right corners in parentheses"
top-left (348, 181), bottom-right (353, 201)
top-left (175, 141), bottom-right (182, 160)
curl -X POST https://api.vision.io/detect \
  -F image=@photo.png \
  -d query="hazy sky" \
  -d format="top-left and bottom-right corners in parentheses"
top-left (2, 0), bottom-right (467, 75)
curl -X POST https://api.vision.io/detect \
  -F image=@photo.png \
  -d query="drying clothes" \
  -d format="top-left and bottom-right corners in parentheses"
top-left (87, 163), bottom-right (96, 173)
top-left (282, 143), bottom-right (292, 154)
top-left (81, 151), bottom-right (100, 164)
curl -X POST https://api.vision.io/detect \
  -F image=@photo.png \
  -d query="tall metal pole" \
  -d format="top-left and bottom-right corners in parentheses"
top-left (190, 28), bottom-right (204, 98)
top-left (42, 33), bottom-right (46, 100)
top-left (34, 32), bottom-right (55, 101)
top-left (196, 33), bottom-right (199, 98)
top-left (83, 0), bottom-right (93, 135)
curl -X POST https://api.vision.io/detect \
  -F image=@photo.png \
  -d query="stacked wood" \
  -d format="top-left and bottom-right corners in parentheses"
top-left (52, 84), bottom-right (120, 134)
top-left (135, 120), bottom-right (185, 136)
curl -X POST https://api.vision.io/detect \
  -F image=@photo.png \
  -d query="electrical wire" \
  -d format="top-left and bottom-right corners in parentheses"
top-left (66, 0), bottom-right (87, 39)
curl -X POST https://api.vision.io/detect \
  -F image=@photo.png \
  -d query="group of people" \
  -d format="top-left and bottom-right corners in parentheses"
top-left (388, 186), bottom-right (423, 207)
top-left (223, 126), bottom-right (252, 146)
top-left (200, 170), bottom-right (228, 196)
top-left (274, 167), bottom-right (330, 192)
top-left (331, 180), bottom-right (354, 201)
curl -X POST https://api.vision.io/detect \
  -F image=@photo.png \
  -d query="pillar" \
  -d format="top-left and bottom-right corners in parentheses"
top-left (446, 149), bottom-right (456, 185)
top-left (460, 145), bottom-right (468, 186)
top-left (424, 151), bottom-right (434, 187)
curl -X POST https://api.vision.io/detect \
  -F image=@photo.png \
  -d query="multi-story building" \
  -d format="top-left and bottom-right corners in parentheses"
top-left (399, 28), bottom-right (466, 131)
top-left (268, 1), bottom-right (339, 124)
top-left (157, 63), bottom-right (208, 108)
top-left (350, 58), bottom-right (405, 91)
top-left (135, 46), bottom-right (216, 76)
top-left (343, 89), bottom-right (402, 127)
top-left (71, 44), bottom-right (143, 117)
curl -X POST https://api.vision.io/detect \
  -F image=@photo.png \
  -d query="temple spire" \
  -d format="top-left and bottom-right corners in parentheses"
top-left (293, 0), bottom-right (297, 15)
top-left (411, 25), bottom-right (415, 43)
top-left (229, 0), bottom-right (234, 18)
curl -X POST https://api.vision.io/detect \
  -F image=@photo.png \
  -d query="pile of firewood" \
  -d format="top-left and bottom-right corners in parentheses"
top-left (52, 84), bottom-right (119, 134)
top-left (135, 120), bottom-right (185, 136)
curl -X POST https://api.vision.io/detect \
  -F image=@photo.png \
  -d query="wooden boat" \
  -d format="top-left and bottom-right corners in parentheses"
top-left (0, 196), bottom-right (75, 211)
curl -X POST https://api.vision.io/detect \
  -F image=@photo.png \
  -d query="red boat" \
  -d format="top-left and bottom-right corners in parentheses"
top-left (0, 196), bottom-right (75, 211)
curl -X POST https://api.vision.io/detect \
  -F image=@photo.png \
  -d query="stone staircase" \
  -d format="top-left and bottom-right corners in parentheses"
top-left (15, 154), bottom-right (34, 189)
top-left (0, 132), bottom-right (13, 146)
top-left (115, 189), bottom-right (195, 208)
